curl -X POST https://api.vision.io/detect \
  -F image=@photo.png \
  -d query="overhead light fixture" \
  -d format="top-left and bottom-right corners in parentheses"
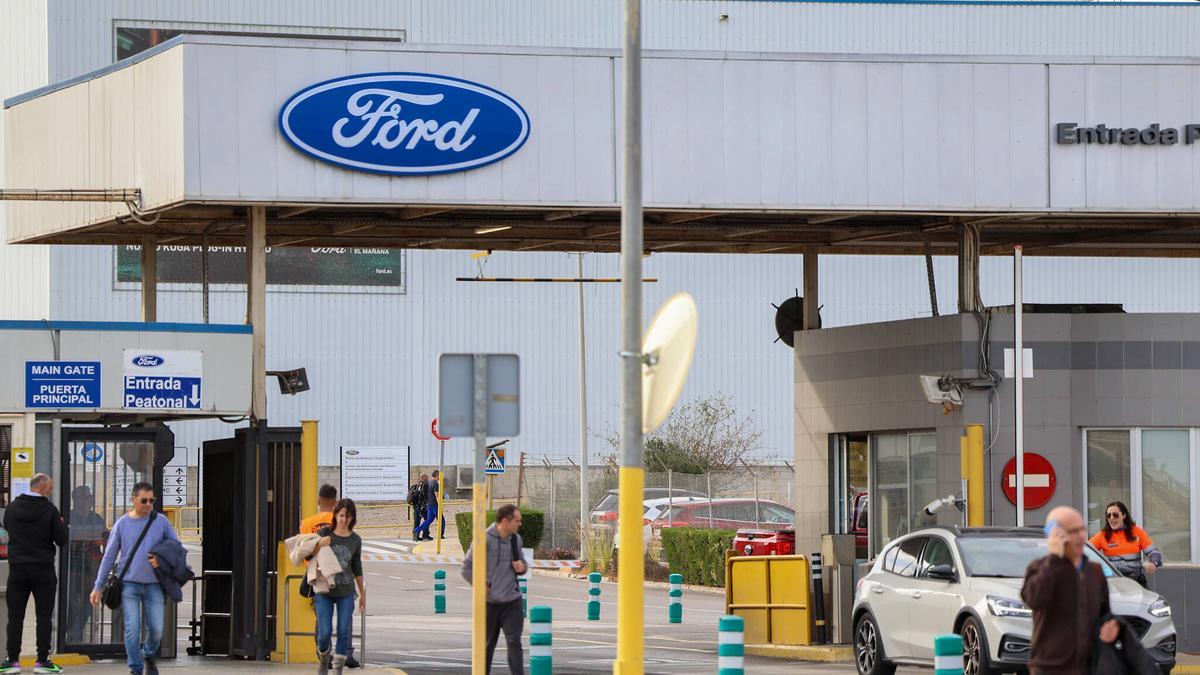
top-left (469, 250), bottom-right (492, 260)
top-left (475, 226), bottom-right (513, 235)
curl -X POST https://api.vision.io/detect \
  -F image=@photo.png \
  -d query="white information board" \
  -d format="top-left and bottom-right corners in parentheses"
top-left (340, 446), bottom-right (410, 502)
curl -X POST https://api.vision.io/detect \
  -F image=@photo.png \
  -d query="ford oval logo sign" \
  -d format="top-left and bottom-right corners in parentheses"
top-left (278, 72), bottom-right (531, 176)
top-left (132, 354), bottom-right (164, 367)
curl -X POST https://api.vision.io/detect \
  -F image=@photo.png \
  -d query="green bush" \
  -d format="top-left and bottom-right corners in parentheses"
top-left (661, 527), bottom-right (736, 586)
top-left (456, 509), bottom-right (545, 553)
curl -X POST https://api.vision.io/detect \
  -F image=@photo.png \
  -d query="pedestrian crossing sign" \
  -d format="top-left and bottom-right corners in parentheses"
top-left (484, 447), bottom-right (506, 475)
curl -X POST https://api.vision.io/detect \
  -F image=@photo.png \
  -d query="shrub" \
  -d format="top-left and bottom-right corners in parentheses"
top-left (660, 527), bottom-right (736, 586)
top-left (456, 509), bottom-right (545, 553)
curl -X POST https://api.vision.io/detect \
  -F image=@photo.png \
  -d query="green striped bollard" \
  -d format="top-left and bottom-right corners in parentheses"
top-left (718, 615), bottom-right (744, 675)
top-left (433, 569), bottom-right (446, 614)
top-left (520, 575), bottom-right (529, 617)
top-left (529, 605), bottom-right (553, 675)
top-left (586, 572), bottom-right (602, 620)
top-left (934, 634), bottom-right (964, 675)
top-left (668, 574), bottom-right (683, 623)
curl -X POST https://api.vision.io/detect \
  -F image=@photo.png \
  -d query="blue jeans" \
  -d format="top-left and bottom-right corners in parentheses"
top-left (120, 581), bottom-right (164, 673)
top-left (416, 504), bottom-right (444, 537)
top-left (314, 593), bottom-right (355, 656)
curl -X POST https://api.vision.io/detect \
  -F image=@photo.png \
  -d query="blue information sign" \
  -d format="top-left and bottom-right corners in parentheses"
top-left (123, 375), bottom-right (202, 410)
top-left (25, 361), bottom-right (101, 408)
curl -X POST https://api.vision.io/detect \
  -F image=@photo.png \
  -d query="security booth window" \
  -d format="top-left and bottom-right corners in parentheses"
top-left (870, 431), bottom-right (938, 556)
top-left (1084, 428), bottom-right (1195, 563)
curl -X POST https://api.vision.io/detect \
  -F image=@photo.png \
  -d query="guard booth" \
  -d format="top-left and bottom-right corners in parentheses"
top-left (199, 426), bottom-right (303, 659)
top-left (57, 426), bottom-right (178, 658)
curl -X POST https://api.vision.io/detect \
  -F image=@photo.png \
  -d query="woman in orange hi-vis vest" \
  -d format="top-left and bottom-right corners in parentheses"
top-left (1089, 500), bottom-right (1162, 587)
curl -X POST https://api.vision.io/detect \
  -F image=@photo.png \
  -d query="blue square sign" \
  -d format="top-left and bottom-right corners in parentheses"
top-left (25, 361), bottom-right (101, 408)
top-left (123, 375), bottom-right (202, 410)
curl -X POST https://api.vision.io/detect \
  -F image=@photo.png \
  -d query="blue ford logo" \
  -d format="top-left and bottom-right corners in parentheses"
top-left (132, 354), bottom-right (164, 367)
top-left (279, 72), bottom-right (531, 176)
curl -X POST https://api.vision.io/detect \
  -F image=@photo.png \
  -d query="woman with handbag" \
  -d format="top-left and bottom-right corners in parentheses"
top-left (310, 499), bottom-right (365, 675)
top-left (1089, 501), bottom-right (1162, 588)
top-left (88, 483), bottom-right (180, 675)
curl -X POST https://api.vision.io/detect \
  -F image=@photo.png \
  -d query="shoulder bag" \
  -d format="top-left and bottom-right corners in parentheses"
top-left (99, 513), bottom-right (158, 610)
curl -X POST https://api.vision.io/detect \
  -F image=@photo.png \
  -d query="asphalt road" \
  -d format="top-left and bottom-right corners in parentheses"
top-left (357, 556), bottom-right (900, 674)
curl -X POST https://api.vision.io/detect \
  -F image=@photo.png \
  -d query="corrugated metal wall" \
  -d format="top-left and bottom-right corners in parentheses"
top-left (0, 0), bottom-right (51, 320)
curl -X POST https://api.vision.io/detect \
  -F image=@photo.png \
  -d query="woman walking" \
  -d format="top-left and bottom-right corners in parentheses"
top-left (312, 499), bottom-right (365, 674)
top-left (1089, 500), bottom-right (1162, 587)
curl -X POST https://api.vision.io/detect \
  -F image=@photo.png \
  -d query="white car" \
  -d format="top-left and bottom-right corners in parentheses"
top-left (852, 526), bottom-right (1177, 675)
top-left (613, 496), bottom-right (708, 547)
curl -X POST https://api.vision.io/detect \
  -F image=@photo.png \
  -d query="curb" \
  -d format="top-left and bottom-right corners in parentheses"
top-left (1174, 666), bottom-right (1200, 674)
top-left (744, 644), bottom-right (853, 663)
top-left (22, 654), bottom-right (91, 666)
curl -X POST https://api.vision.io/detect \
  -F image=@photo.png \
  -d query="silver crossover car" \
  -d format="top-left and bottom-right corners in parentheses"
top-left (852, 527), bottom-right (1177, 675)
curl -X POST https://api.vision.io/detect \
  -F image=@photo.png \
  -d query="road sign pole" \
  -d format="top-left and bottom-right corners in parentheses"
top-left (616, 0), bottom-right (646, 669)
top-left (471, 355), bottom-right (488, 675)
top-left (437, 439), bottom-right (446, 555)
top-left (1014, 245), bottom-right (1025, 527)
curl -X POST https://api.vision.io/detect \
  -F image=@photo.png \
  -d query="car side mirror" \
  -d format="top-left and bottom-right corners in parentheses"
top-left (927, 564), bottom-right (958, 581)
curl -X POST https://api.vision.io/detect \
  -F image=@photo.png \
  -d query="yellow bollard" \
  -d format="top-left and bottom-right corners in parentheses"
top-left (301, 420), bottom-right (319, 517)
top-left (966, 424), bottom-right (985, 526)
top-left (271, 542), bottom-right (317, 663)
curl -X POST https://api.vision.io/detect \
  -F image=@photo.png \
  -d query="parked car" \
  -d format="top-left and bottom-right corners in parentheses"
top-left (732, 528), bottom-right (796, 556)
top-left (590, 487), bottom-right (707, 525)
top-left (852, 526), bottom-right (1177, 675)
top-left (654, 498), bottom-right (794, 532)
top-left (613, 496), bottom-right (710, 546)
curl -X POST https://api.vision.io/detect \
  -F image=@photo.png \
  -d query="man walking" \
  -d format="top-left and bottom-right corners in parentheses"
top-left (90, 482), bottom-right (179, 675)
top-left (300, 484), bottom-right (338, 536)
top-left (416, 471), bottom-right (445, 541)
top-left (461, 504), bottom-right (527, 674)
top-left (1, 473), bottom-right (68, 674)
top-left (409, 474), bottom-right (428, 541)
top-left (1021, 505), bottom-right (1119, 675)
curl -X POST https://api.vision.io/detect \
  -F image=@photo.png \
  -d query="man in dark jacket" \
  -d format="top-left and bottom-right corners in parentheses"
top-left (2, 473), bottom-right (69, 674)
top-left (1021, 506), bottom-right (1119, 675)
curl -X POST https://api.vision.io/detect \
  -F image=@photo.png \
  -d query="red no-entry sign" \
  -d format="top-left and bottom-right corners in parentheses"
top-left (431, 418), bottom-right (451, 442)
top-left (1002, 452), bottom-right (1057, 510)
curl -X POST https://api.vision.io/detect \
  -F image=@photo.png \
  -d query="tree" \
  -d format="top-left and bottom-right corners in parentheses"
top-left (600, 394), bottom-right (763, 474)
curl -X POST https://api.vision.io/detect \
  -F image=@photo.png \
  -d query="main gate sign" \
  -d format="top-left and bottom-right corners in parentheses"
top-left (279, 73), bottom-right (531, 176)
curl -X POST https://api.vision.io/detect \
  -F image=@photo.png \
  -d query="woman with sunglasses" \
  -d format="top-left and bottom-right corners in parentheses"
top-left (1089, 500), bottom-right (1162, 587)
top-left (310, 499), bottom-right (364, 675)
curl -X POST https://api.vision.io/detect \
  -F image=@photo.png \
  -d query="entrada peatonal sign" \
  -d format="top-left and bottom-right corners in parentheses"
top-left (279, 72), bottom-right (531, 176)
top-left (1055, 122), bottom-right (1200, 146)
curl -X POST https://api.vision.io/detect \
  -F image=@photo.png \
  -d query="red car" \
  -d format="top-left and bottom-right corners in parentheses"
top-left (732, 528), bottom-right (795, 556)
top-left (655, 498), bottom-right (794, 532)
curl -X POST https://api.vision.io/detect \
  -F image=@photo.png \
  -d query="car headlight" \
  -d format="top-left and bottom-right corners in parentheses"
top-left (987, 595), bottom-right (1032, 618)
top-left (1150, 598), bottom-right (1172, 618)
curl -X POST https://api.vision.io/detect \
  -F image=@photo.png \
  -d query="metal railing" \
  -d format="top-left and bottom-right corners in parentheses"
top-left (187, 570), bottom-right (235, 657)
top-left (281, 574), bottom-right (367, 664)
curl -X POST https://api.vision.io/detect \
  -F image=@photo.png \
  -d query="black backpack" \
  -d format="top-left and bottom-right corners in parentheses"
top-left (407, 483), bottom-right (423, 506)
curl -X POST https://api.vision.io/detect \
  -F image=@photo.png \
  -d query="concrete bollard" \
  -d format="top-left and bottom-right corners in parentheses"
top-left (718, 615), bottom-right (745, 675)
top-left (530, 605), bottom-right (553, 675)
top-left (934, 634), bottom-right (964, 675)
top-left (587, 572), bottom-right (602, 621)
top-left (668, 573), bottom-right (683, 624)
top-left (433, 569), bottom-right (446, 614)
top-left (520, 575), bottom-right (529, 617)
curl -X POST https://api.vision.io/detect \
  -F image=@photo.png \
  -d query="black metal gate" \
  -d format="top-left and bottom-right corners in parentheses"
top-left (199, 425), bottom-right (301, 659)
top-left (57, 426), bottom-right (177, 657)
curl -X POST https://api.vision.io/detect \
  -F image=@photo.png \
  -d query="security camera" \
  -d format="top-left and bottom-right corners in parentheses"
top-left (920, 375), bottom-right (963, 407)
top-left (924, 494), bottom-right (965, 516)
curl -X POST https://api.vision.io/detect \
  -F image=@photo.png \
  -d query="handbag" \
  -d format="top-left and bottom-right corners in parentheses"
top-left (99, 513), bottom-right (158, 610)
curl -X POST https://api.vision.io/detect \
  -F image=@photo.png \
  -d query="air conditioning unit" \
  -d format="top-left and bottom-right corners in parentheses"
top-left (456, 465), bottom-right (474, 490)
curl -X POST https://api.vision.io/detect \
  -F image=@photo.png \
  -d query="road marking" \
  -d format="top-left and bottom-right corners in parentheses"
top-left (368, 572), bottom-right (381, 576)
top-left (362, 540), bottom-right (415, 552)
top-left (387, 576), bottom-right (406, 581)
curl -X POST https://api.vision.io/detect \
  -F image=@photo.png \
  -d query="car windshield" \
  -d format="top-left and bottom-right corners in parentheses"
top-left (593, 493), bottom-right (619, 513)
top-left (958, 537), bottom-right (1117, 578)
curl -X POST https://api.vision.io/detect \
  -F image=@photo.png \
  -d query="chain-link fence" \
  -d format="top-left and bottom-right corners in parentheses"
top-left (522, 461), bottom-right (795, 556)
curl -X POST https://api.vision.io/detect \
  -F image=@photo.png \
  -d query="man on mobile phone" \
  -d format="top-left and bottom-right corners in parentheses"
top-left (1021, 506), bottom-right (1119, 675)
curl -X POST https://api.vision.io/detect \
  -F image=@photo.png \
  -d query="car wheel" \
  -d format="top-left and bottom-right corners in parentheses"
top-left (961, 616), bottom-right (997, 675)
top-left (854, 613), bottom-right (897, 675)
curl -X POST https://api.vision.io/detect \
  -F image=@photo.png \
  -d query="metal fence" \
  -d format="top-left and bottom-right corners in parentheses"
top-left (523, 462), bottom-right (796, 554)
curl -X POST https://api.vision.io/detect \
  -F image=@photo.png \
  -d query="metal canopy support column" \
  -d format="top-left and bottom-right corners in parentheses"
top-left (803, 248), bottom-right (819, 330)
top-left (141, 235), bottom-right (157, 322)
top-left (247, 206), bottom-right (268, 421)
top-left (959, 224), bottom-right (981, 313)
